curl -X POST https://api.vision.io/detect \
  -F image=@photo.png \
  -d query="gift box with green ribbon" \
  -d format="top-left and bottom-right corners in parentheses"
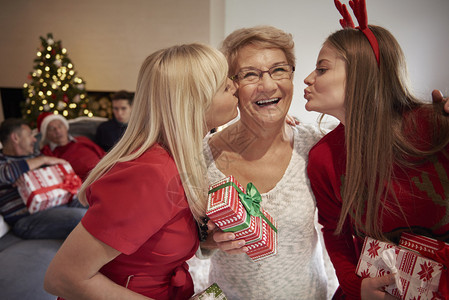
top-left (207, 175), bottom-right (277, 261)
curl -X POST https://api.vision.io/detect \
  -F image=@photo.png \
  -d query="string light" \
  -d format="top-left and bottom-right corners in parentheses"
top-left (23, 34), bottom-right (101, 124)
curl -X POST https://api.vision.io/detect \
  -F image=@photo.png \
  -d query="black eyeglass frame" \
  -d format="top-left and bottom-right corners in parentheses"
top-left (229, 64), bottom-right (295, 83)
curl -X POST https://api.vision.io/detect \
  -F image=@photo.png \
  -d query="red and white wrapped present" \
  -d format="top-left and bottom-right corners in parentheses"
top-left (206, 176), bottom-right (277, 261)
top-left (356, 235), bottom-right (448, 300)
top-left (17, 163), bottom-right (82, 214)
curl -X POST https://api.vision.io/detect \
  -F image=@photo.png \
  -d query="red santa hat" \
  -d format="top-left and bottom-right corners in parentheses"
top-left (37, 112), bottom-right (69, 146)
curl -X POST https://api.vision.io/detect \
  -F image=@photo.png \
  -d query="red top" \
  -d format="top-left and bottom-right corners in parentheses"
top-left (41, 136), bottom-right (105, 181)
top-left (308, 114), bottom-right (449, 299)
top-left (81, 144), bottom-right (199, 299)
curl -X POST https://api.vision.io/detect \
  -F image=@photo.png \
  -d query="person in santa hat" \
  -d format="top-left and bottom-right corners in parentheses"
top-left (37, 112), bottom-right (105, 181)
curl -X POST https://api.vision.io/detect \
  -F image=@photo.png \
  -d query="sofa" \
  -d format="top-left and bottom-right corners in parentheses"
top-left (0, 116), bottom-right (107, 300)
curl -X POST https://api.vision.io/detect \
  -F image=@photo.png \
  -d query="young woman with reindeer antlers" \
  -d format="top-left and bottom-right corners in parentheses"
top-left (304, 0), bottom-right (449, 299)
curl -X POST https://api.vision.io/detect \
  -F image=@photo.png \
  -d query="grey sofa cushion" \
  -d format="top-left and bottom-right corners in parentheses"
top-left (0, 231), bottom-right (22, 251)
top-left (0, 234), bottom-right (63, 300)
top-left (67, 116), bottom-right (108, 141)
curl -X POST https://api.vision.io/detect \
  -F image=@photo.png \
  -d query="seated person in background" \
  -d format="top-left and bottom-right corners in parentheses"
top-left (0, 118), bottom-right (86, 239)
top-left (38, 112), bottom-right (105, 181)
top-left (95, 90), bottom-right (133, 151)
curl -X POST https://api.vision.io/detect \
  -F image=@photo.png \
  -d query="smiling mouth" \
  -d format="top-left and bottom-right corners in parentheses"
top-left (255, 98), bottom-right (280, 107)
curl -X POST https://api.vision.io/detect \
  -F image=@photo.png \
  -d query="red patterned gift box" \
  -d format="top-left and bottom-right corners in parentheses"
top-left (246, 210), bottom-right (277, 261)
top-left (17, 163), bottom-right (82, 214)
top-left (207, 176), bottom-right (250, 232)
top-left (399, 233), bottom-right (449, 299)
top-left (356, 236), bottom-right (446, 300)
top-left (206, 176), bottom-right (277, 262)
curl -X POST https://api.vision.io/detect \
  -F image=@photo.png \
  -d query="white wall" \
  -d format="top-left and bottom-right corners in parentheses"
top-left (0, 0), bottom-right (222, 92)
top-left (225, 0), bottom-right (449, 125)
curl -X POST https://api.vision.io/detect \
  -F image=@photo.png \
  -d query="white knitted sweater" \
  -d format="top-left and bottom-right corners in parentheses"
top-left (199, 124), bottom-right (336, 300)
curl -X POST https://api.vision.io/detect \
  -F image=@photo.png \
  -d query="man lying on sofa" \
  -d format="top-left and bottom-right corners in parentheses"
top-left (38, 112), bottom-right (105, 181)
top-left (0, 118), bottom-right (87, 239)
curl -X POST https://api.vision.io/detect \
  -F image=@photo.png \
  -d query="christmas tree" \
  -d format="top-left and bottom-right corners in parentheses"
top-left (22, 33), bottom-right (94, 128)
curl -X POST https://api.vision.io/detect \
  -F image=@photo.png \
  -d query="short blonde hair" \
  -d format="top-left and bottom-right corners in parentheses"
top-left (79, 44), bottom-right (229, 220)
top-left (220, 25), bottom-right (295, 76)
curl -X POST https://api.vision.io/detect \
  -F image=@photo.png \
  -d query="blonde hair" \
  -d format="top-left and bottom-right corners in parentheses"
top-left (327, 25), bottom-right (449, 240)
top-left (220, 25), bottom-right (295, 76)
top-left (79, 43), bottom-right (228, 220)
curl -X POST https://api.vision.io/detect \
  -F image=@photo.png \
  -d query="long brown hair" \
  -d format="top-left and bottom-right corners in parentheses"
top-left (327, 25), bottom-right (449, 240)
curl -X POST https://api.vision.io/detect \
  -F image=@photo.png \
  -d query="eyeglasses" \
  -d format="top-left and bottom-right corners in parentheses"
top-left (229, 64), bottom-right (295, 86)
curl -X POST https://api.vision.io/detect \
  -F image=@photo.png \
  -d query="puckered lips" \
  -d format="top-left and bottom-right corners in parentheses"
top-left (255, 97), bottom-right (281, 107)
top-left (304, 89), bottom-right (311, 100)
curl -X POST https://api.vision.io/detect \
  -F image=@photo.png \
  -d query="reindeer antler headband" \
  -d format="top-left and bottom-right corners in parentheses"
top-left (334, 0), bottom-right (380, 67)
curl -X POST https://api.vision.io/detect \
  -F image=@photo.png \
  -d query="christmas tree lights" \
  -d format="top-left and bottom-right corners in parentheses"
top-left (22, 33), bottom-right (94, 128)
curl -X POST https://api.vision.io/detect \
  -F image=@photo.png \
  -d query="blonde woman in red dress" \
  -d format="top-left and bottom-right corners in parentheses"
top-left (44, 43), bottom-right (238, 300)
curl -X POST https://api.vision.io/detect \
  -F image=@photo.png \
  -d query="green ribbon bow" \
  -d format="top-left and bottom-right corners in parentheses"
top-left (208, 180), bottom-right (277, 233)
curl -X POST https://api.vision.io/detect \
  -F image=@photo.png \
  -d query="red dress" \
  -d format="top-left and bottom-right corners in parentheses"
top-left (308, 114), bottom-right (449, 299)
top-left (41, 136), bottom-right (105, 181)
top-left (81, 144), bottom-right (199, 299)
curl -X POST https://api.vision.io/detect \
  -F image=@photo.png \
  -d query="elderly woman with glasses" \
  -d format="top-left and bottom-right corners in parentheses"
top-left (199, 25), bottom-right (336, 300)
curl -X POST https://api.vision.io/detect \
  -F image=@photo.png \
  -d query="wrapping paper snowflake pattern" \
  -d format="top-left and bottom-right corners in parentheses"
top-left (356, 237), bottom-right (444, 299)
top-left (17, 163), bottom-right (81, 214)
